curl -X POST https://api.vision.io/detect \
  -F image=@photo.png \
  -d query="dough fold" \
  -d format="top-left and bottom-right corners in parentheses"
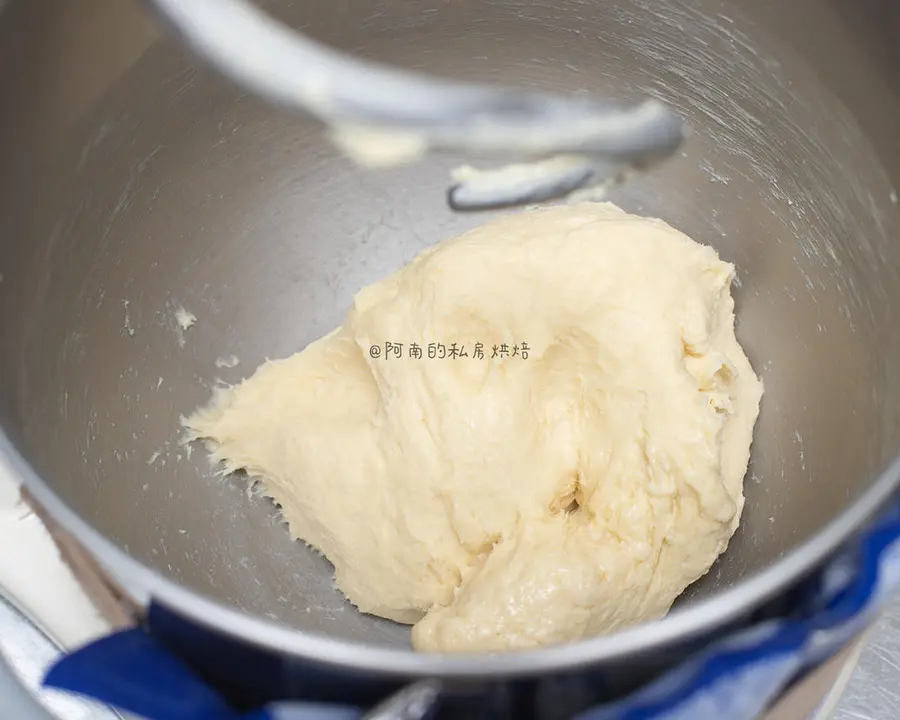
top-left (186, 202), bottom-right (763, 653)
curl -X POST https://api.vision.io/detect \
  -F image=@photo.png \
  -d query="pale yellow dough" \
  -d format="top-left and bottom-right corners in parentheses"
top-left (186, 202), bottom-right (763, 653)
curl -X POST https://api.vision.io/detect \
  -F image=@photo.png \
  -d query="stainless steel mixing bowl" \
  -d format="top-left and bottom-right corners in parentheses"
top-left (2, 0), bottom-right (900, 682)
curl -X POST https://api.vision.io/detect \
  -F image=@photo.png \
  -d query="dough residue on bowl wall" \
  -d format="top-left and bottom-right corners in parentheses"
top-left (168, 303), bottom-right (197, 348)
top-left (184, 202), bottom-right (763, 654)
top-left (215, 355), bottom-right (241, 369)
top-left (174, 305), bottom-right (197, 331)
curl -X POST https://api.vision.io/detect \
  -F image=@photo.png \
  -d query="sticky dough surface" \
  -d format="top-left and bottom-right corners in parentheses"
top-left (186, 202), bottom-right (763, 653)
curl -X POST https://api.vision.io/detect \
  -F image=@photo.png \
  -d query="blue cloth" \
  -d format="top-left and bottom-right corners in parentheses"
top-left (43, 629), bottom-right (362, 720)
top-left (44, 497), bottom-right (900, 720)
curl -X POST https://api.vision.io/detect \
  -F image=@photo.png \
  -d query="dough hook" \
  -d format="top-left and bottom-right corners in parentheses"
top-left (144, 0), bottom-right (686, 209)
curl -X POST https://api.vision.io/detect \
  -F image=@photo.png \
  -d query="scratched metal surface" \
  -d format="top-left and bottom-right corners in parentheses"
top-left (831, 600), bottom-right (900, 720)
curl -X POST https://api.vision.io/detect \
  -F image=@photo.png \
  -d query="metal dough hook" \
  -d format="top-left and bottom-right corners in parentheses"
top-left (144, 0), bottom-right (686, 210)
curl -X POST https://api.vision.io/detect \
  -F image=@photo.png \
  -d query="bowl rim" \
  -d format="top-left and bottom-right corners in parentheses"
top-left (3, 428), bottom-right (899, 678)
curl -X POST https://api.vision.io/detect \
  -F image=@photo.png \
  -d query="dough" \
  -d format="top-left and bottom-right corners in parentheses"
top-left (185, 202), bottom-right (763, 653)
